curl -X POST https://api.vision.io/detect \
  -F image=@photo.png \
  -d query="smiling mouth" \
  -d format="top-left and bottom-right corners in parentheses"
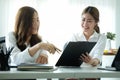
top-left (84, 27), bottom-right (89, 29)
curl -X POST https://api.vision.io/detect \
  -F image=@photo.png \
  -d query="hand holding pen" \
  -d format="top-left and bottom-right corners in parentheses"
top-left (39, 42), bottom-right (61, 54)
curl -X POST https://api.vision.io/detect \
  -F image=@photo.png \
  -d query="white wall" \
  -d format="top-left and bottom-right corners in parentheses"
top-left (115, 0), bottom-right (120, 48)
top-left (0, 0), bottom-right (9, 36)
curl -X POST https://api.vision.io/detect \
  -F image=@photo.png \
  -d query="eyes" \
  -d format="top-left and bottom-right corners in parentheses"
top-left (81, 18), bottom-right (95, 23)
top-left (33, 18), bottom-right (39, 23)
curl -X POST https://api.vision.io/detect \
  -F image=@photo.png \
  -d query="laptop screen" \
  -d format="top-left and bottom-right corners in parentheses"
top-left (111, 46), bottom-right (120, 67)
top-left (55, 41), bottom-right (96, 67)
top-left (97, 46), bottom-right (120, 71)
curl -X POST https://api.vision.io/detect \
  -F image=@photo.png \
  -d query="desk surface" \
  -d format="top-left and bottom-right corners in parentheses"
top-left (0, 67), bottom-right (120, 79)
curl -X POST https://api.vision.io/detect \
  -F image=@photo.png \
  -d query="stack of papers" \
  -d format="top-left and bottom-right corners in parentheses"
top-left (17, 63), bottom-right (58, 71)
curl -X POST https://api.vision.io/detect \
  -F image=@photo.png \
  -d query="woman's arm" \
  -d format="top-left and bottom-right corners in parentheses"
top-left (87, 34), bottom-right (107, 66)
top-left (6, 32), bottom-right (61, 65)
top-left (90, 34), bottom-right (107, 63)
top-left (80, 34), bottom-right (107, 66)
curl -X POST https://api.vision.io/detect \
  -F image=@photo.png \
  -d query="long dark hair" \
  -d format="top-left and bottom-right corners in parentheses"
top-left (14, 6), bottom-right (42, 51)
top-left (82, 6), bottom-right (100, 33)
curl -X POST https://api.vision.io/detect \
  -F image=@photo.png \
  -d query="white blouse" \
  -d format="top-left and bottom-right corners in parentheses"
top-left (6, 32), bottom-right (48, 65)
top-left (68, 31), bottom-right (107, 67)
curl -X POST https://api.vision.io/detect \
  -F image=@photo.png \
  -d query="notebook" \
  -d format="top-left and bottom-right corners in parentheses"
top-left (55, 41), bottom-right (96, 67)
top-left (98, 46), bottom-right (120, 71)
top-left (17, 63), bottom-right (58, 71)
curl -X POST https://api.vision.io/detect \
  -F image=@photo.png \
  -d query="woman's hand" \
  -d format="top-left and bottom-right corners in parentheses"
top-left (39, 42), bottom-right (61, 54)
top-left (80, 52), bottom-right (100, 66)
top-left (35, 54), bottom-right (48, 64)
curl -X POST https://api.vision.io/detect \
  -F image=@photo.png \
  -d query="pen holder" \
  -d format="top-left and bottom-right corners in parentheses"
top-left (0, 43), bottom-right (10, 71)
top-left (0, 52), bottom-right (10, 71)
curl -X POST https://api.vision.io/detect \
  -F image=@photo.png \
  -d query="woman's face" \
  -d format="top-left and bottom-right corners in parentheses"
top-left (32, 12), bottom-right (40, 34)
top-left (81, 13), bottom-right (97, 33)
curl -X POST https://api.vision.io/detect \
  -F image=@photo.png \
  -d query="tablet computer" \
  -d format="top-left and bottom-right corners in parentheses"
top-left (55, 41), bottom-right (96, 67)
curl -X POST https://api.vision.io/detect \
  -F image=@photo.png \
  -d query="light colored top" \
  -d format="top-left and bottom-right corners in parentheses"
top-left (67, 31), bottom-right (107, 67)
top-left (6, 32), bottom-right (48, 65)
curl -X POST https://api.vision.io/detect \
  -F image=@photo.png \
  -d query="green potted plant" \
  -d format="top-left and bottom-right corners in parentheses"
top-left (106, 32), bottom-right (116, 40)
top-left (106, 32), bottom-right (116, 50)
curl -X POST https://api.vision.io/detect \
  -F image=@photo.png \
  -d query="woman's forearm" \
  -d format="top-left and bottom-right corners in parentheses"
top-left (28, 43), bottom-right (40, 57)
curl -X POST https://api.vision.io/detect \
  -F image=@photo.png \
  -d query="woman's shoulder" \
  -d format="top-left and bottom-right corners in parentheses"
top-left (6, 31), bottom-right (16, 41)
top-left (98, 33), bottom-right (107, 41)
top-left (6, 31), bottom-right (17, 48)
top-left (99, 33), bottom-right (107, 38)
top-left (7, 31), bottom-right (15, 37)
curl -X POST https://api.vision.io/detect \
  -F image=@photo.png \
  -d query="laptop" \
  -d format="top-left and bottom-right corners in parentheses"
top-left (55, 41), bottom-right (96, 67)
top-left (98, 46), bottom-right (120, 71)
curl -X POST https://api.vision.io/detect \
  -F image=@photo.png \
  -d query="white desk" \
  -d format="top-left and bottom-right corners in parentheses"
top-left (0, 67), bottom-right (120, 79)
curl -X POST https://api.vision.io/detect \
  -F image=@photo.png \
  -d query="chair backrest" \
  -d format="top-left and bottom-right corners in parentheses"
top-left (0, 36), bottom-right (5, 43)
top-left (0, 36), bottom-right (6, 54)
top-left (0, 36), bottom-right (7, 55)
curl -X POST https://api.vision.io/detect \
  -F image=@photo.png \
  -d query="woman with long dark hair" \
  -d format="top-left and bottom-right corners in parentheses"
top-left (6, 6), bottom-right (61, 66)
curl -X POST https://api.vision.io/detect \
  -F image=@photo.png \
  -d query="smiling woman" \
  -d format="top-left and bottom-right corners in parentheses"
top-left (62, 6), bottom-right (107, 80)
